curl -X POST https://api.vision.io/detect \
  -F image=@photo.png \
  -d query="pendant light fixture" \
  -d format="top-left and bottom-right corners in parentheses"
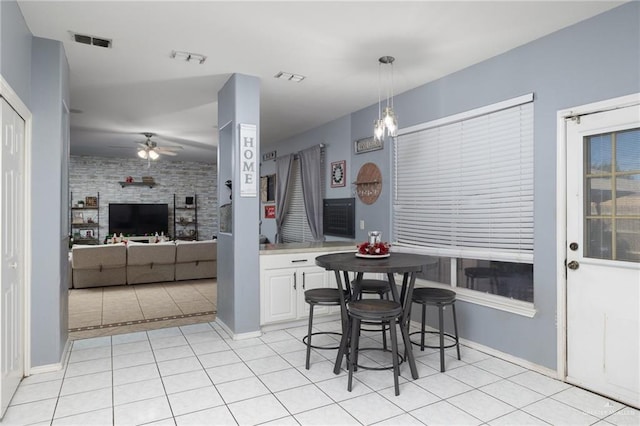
top-left (373, 55), bottom-right (398, 142)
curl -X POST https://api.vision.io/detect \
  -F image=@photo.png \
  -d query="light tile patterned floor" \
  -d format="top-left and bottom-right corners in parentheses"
top-left (68, 280), bottom-right (217, 339)
top-left (3, 320), bottom-right (638, 425)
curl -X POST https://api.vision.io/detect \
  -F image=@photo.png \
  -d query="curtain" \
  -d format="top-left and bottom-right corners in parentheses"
top-left (298, 145), bottom-right (323, 241)
top-left (275, 154), bottom-right (294, 243)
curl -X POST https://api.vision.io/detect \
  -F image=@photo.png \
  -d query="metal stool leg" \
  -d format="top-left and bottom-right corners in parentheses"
top-left (452, 302), bottom-right (461, 360)
top-left (305, 303), bottom-right (315, 370)
top-left (420, 302), bottom-right (426, 351)
top-left (438, 304), bottom-right (445, 372)
top-left (389, 319), bottom-right (400, 396)
top-left (348, 318), bottom-right (360, 392)
top-left (379, 292), bottom-right (388, 350)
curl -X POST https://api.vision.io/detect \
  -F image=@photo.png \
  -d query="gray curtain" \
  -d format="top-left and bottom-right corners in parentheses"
top-left (298, 145), bottom-right (323, 241)
top-left (275, 154), bottom-right (294, 243)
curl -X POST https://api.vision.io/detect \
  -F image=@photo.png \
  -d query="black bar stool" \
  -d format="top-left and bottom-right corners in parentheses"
top-left (353, 279), bottom-right (391, 349)
top-left (409, 287), bottom-right (461, 372)
top-left (303, 288), bottom-right (346, 370)
top-left (347, 299), bottom-right (404, 396)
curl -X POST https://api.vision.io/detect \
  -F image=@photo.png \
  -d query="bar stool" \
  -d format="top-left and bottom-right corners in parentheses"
top-left (347, 299), bottom-right (403, 396)
top-left (303, 288), bottom-right (346, 370)
top-left (409, 287), bottom-right (461, 372)
top-left (353, 279), bottom-right (391, 349)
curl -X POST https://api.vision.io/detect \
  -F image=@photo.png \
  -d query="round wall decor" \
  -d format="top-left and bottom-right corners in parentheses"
top-left (355, 162), bottom-right (382, 205)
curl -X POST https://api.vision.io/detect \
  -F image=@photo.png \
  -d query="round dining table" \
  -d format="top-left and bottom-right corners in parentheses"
top-left (315, 251), bottom-right (433, 379)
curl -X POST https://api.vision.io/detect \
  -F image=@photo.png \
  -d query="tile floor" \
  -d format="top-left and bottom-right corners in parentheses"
top-left (3, 319), bottom-right (638, 425)
top-left (68, 280), bottom-right (217, 340)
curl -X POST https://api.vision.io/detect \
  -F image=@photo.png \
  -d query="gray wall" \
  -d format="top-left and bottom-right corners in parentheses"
top-left (2, 1), bottom-right (71, 368)
top-left (0, 0), bottom-right (31, 104)
top-left (266, 2), bottom-right (640, 369)
top-left (69, 156), bottom-right (218, 241)
top-left (30, 37), bottom-right (70, 367)
top-left (217, 73), bottom-right (261, 335)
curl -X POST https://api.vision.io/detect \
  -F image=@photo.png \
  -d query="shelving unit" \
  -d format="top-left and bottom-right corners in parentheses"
top-left (70, 192), bottom-right (100, 245)
top-left (173, 194), bottom-right (198, 241)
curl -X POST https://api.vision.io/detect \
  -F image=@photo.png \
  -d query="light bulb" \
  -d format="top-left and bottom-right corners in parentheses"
top-left (148, 150), bottom-right (159, 160)
top-left (138, 149), bottom-right (148, 159)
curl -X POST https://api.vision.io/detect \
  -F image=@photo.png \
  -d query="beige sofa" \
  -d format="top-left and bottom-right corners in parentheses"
top-left (70, 240), bottom-right (217, 289)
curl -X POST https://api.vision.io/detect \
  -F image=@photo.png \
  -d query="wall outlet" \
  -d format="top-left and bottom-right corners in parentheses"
top-left (359, 220), bottom-right (365, 230)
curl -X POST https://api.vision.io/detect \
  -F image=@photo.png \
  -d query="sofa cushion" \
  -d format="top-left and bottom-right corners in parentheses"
top-left (175, 240), bottom-right (217, 262)
top-left (175, 240), bottom-right (217, 280)
top-left (126, 242), bottom-right (176, 284)
top-left (71, 244), bottom-right (127, 288)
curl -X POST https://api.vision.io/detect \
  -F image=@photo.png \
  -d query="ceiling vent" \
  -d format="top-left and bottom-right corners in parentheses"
top-left (72, 32), bottom-right (112, 48)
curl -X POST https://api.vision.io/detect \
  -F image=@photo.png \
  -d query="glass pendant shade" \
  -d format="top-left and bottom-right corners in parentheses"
top-left (148, 150), bottom-right (159, 160)
top-left (382, 106), bottom-right (398, 136)
top-left (138, 149), bottom-right (148, 159)
top-left (373, 56), bottom-right (398, 141)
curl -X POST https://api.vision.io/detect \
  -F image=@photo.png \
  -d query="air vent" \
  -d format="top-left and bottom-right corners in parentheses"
top-left (72, 32), bottom-right (112, 48)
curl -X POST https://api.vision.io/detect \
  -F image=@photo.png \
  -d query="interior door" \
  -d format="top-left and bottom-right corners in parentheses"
top-left (0, 98), bottom-right (25, 416)
top-left (566, 103), bottom-right (640, 408)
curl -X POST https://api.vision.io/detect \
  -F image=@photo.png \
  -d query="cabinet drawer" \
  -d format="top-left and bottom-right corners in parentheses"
top-left (261, 252), bottom-right (329, 270)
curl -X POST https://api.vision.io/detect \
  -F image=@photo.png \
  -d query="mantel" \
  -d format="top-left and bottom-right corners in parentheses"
top-left (118, 182), bottom-right (156, 188)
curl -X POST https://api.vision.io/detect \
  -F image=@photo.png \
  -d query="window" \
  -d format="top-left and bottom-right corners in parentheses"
top-left (280, 153), bottom-right (326, 243)
top-left (394, 94), bottom-right (534, 307)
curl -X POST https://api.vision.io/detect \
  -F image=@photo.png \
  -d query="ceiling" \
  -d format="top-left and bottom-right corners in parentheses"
top-left (17, 1), bottom-right (624, 164)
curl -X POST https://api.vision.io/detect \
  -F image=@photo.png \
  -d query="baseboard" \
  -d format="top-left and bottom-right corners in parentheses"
top-left (408, 319), bottom-right (558, 379)
top-left (28, 337), bottom-right (72, 376)
top-left (215, 318), bottom-right (262, 340)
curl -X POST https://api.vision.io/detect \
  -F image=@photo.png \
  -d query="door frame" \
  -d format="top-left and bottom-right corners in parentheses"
top-left (0, 75), bottom-right (33, 376)
top-left (556, 92), bottom-right (640, 380)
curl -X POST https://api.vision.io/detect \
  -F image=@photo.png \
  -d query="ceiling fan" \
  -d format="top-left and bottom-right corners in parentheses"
top-left (136, 132), bottom-right (181, 166)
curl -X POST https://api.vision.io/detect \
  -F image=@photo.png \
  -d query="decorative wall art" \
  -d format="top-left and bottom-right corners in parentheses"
top-left (355, 162), bottom-right (382, 205)
top-left (331, 160), bottom-right (346, 188)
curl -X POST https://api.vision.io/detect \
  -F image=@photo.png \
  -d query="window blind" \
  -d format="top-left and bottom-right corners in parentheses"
top-left (280, 151), bottom-right (325, 243)
top-left (393, 98), bottom-right (534, 262)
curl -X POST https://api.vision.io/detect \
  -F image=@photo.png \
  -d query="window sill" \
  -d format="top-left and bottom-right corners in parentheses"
top-left (414, 279), bottom-right (537, 318)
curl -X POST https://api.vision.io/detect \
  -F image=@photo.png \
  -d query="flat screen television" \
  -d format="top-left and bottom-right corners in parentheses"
top-left (108, 203), bottom-right (169, 236)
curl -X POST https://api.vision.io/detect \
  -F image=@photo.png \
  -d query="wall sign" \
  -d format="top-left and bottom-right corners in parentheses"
top-left (262, 150), bottom-right (276, 161)
top-left (239, 123), bottom-right (257, 197)
top-left (354, 136), bottom-right (383, 154)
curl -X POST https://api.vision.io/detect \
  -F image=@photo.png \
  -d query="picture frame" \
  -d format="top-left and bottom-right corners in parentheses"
top-left (80, 229), bottom-right (93, 238)
top-left (72, 211), bottom-right (84, 224)
top-left (85, 196), bottom-right (98, 207)
top-left (331, 160), bottom-right (346, 188)
top-left (264, 204), bottom-right (276, 219)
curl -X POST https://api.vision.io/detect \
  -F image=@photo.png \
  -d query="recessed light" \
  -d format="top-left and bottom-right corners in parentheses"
top-left (274, 71), bottom-right (306, 83)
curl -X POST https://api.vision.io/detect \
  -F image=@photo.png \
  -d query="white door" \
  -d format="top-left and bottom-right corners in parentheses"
top-left (0, 98), bottom-right (25, 416)
top-left (566, 103), bottom-right (640, 408)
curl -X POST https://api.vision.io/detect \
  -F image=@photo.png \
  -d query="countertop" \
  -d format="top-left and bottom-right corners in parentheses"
top-left (259, 241), bottom-right (355, 255)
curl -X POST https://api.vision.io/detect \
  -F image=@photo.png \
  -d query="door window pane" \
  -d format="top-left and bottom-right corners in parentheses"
top-left (617, 219), bottom-right (640, 262)
top-left (587, 134), bottom-right (612, 174)
top-left (616, 129), bottom-right (640, 172)
top-left (586, 218), bottom-right (613, 260)
top-left (587, 177), bottom-right (612, 212)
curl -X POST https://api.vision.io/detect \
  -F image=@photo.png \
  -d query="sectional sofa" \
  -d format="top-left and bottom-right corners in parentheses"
top-left (70, 239), bottom-right (217, 289)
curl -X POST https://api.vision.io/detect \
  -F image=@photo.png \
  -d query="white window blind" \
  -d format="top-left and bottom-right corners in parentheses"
top-left (280, 152), bottom-right (325, 243)
top-left (393, 96), bottom-right (534, 262)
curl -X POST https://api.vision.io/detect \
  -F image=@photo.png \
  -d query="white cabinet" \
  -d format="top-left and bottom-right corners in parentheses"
top-left (260, 251), bottom-right (337, 326)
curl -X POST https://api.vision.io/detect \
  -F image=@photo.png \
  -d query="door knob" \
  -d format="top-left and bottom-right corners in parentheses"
top-left (569, 242), bottom-right (578, 251)
top-left (567, 260), bottom-right (579, 270)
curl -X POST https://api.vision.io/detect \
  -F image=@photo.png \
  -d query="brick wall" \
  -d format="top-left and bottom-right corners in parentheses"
top-left (69, 156), bottom-right (218, 242)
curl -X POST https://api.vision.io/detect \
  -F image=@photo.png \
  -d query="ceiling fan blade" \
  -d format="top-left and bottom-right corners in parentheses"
top-left (156, 150), bottom-right (178, 156)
